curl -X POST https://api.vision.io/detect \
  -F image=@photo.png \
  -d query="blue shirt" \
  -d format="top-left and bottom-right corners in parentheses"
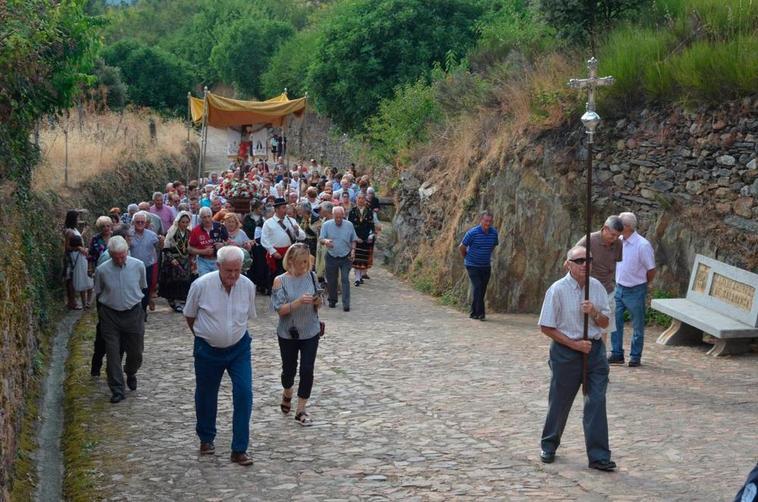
top-left (461, 225), bottom-right (499, 267)
top-left (320, 219), bottom-right (358, 258)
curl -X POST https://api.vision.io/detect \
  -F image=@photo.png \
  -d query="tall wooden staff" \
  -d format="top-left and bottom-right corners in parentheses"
top-left (568, 57), bottom-right (614, 395)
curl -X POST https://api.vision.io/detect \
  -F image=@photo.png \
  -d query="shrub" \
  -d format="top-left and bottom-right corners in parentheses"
top-left (663, 36), bottom-right (758, 104)
top-left (472, 0), bottom-right (557, 66)
top-left (364, 79), bottom-right (442, 163)
top-left (598, 26), bottom-right (676, 109)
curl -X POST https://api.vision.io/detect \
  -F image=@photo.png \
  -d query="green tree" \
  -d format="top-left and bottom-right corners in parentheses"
top-left (0, 0), bottom-right (99, 183)
top-left (308, 0), bottom-right (484, 131)
top-left (101, 39), bottom-right (193, 113)
top-left (260, 28), bottom-right (319, 99)
top-left (209, 18), bottom-right (294, 98)
top-left (90, 59), bottom-right (128, 110)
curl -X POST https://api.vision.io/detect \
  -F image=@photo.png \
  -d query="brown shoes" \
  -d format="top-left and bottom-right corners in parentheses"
top-left (199, 442), bottom-right (215, 455)
top-left (230, 452), bottom-right (253, 466)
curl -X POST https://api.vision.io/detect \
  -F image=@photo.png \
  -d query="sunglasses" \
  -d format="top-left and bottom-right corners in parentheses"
top-left (569, 257), bottom-right (593, 265)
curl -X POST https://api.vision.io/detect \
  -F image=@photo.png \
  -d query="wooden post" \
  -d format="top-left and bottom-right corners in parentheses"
top-left (198, 86), bottom-right (209, 182)
top-left (63, 126), bottom-right (69, 188)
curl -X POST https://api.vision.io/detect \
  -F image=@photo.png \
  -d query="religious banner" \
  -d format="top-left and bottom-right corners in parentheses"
top-left (250, 129), bottom-right (269, 157)
top-left (226, 128), bottom-right (241, 157)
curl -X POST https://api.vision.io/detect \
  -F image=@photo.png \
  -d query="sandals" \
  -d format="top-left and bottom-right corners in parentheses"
top-left (173, 304), bottom-right (184, 313)
top-left (280, 393), bottom-right (292, 414)
top-left (295, 411), bottom-right (313, 426)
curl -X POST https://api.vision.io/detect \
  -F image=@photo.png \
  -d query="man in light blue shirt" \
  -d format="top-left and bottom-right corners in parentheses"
top-left (319, 206), bottom-right (358, 311)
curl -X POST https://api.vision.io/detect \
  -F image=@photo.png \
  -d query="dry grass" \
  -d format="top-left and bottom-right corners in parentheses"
top-left (34, 108), bottom-right (190, 192)
top-left (400, 52), bottom-right (582, 298)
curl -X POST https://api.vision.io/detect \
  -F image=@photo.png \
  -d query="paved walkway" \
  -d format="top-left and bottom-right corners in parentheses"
top-left (70, 262), bottom-right (758, 501)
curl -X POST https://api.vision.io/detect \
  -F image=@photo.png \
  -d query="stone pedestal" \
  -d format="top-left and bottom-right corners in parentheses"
top-left (656, 320), bottom-right (703, 346)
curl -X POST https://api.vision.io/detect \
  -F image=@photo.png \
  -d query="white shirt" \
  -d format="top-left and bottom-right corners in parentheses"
top-left (183, 272), bottom-right (257, 348)
top-left (615, 231), bottom-right (655, 287)
top-left (260, 215), bottom-right (305, 254)
top-left (538, 273), bottom-right (610, 341)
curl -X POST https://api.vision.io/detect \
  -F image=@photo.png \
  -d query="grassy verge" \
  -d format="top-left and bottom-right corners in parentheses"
top-left (8, 305), bottom-right (64, 502)
top-left (61, 313), bottom-right (105, 502)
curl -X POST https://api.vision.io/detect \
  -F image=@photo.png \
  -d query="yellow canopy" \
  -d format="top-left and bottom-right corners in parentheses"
top-left (190, 92), bottom-right (307, 128)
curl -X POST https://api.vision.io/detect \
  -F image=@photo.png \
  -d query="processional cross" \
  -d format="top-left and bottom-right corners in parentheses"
top-left (567, 57), bottom-right (614, 395)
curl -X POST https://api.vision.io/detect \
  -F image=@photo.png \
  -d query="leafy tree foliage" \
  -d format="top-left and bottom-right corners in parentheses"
top-left (101, 40), bottom-right (193, 113)
top-left (0, 0), bottom-right (99, 183)
top-left (364, 79), bottom-right (442, 163)
top-left (539, 0), bottom-right (646, 47)
top-left (209, 19), bottom-right (295, 98)
top-left (260, 28), bottom-right (320, 99)
top-left (90, 59), bottom-right (128, 110)
top-left (308, 0), bottom-right (484, 131)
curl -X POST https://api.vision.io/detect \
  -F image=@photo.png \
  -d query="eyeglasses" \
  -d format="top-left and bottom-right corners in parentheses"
top-left (569, 257), bottom-right (592, 265)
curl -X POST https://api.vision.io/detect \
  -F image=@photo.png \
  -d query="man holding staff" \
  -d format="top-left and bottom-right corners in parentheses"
top-left (537, 245), bottom-right (616, 472)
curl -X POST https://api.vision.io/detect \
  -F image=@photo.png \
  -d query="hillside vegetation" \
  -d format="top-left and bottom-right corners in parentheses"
top-left (83, 0), bottom-right (756, 174)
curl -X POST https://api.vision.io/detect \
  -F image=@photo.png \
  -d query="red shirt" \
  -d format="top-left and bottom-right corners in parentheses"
top-left (189, 223), bottom-right (228, 254)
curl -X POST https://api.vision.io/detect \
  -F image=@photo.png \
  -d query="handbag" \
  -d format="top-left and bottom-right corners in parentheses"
top-left (309, 271), bottom-right (326, 337)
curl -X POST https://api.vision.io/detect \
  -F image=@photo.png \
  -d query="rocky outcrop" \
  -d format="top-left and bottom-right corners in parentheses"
top-left (388, 97), bottom-right (758, 313)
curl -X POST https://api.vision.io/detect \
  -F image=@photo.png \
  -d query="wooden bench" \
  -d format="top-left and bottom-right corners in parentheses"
top-left (652, 254), bottom-right (758, 356)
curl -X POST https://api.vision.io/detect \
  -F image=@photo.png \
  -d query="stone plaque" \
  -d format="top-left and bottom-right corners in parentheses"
top-left (692, 263), bottom-right (710, 293)
top-left (709, 273), bottom-right (755, 311)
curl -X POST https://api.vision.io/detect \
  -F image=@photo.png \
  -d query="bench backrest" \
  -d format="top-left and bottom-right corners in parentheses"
top-left (686, 254), bottom-right (758, 327)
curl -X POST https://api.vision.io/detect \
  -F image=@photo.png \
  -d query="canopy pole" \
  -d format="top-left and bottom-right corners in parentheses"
top-left (198, 86), bottom-right (209, 181)
top-left (299, 93), bottom-right (309, 169)
top-left (186, 92), bottom-right (192, 182)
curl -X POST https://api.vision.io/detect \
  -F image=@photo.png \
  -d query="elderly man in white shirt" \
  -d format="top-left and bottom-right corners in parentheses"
top-left (261, 198), bottom-right (305, 286)
top-left (538, 245), bottom-right (616, 472)
top-left (609, 212), bottom-right (656, 367)
top-left (184, 246), bottom-right (257, 466)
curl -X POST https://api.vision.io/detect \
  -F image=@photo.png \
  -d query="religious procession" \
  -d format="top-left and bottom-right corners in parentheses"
top-left (6, 1), bottom-right (758, 500)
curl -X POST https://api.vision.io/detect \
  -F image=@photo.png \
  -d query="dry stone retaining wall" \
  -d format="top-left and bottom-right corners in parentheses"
top-left (388, 97), bottom-right (758, 313)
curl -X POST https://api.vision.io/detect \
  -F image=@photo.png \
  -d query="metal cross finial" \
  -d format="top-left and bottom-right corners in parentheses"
top-left (568, 57), bottom-right (614, 144)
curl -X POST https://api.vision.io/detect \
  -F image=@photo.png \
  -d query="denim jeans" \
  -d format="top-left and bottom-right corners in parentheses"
top-left (611, 283), bottom-right (647, 361)
top-left (466, 266), bottom-right (491, 318)
top-left (197, 257), bottom-right (217, 276)
top-left (194, 333), bottom-right (252, 454)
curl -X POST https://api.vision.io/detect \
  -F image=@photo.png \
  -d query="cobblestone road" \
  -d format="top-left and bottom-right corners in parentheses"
top-left (71, 262), bottom-right (758, 501)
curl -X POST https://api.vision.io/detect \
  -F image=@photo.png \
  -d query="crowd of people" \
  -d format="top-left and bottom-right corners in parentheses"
top-left (61, 156), bottom-right (383, 465)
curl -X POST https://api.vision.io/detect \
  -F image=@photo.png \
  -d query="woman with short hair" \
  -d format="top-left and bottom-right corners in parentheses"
top-left (88, 215), bottom-right (114, 268)
top-left (271, 244), bottom-right (323, 426)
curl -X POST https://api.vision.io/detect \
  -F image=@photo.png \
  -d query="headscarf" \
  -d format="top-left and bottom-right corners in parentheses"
top-left (164, 211), bottom-right (192, 249)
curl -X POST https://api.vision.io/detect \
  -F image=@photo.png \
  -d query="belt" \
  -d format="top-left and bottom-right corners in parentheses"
top-left (98, 301), bottom-right (141, 313)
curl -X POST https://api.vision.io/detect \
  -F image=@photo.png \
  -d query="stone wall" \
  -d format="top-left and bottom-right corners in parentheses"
top-left (285, 111), bottom-right (355, 170)
top-left (387, 97), bottom-right (758, 313)
top-left (593, 97), bottom-right (758, 239)
top-left (1, 153), bottom-right (188, 497)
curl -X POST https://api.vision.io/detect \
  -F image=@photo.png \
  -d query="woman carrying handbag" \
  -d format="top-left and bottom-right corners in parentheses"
top-left (271, 244), bottom-right (325, 426)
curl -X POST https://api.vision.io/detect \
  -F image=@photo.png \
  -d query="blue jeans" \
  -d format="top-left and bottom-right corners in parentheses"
top-left (611, 283), bottom-right (647, 361)
top-left (197, 257), bottom-right (217, 276)
top-left (194, 333), bottom-right (252, 454)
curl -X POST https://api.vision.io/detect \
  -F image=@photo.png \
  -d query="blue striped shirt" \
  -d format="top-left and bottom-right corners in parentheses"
top-left (461, 225), bottom-right (499, 267)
